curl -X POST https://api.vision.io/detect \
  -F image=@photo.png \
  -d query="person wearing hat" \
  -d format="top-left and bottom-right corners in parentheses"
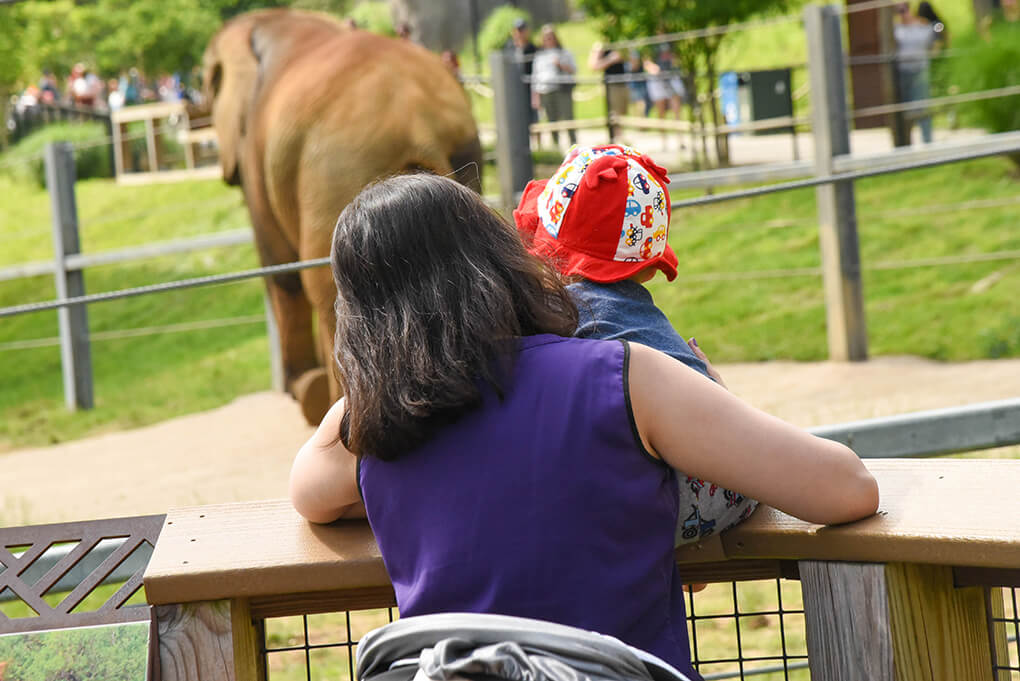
top-left (514, 144), bottom-right (759, 543)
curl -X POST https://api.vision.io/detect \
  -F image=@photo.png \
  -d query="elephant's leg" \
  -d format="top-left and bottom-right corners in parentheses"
top-left (242, 176), bottom-right (325, 423)
top-left (298, 264), bottom-right (341, 425)
top-left (264, 271), bottom-right (327, 421)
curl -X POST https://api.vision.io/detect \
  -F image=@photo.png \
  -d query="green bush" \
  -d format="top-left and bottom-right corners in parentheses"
top-left (0, 121), bottom-right (112, 187)
top-left (934, 21), bottom-right (1020, 164)
top-left (350, 1), bottom-right (393, 36)
top-left (477, 5), bottom-right (532, 56)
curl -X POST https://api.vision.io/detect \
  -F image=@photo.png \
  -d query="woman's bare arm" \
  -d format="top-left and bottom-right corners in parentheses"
top-left (628, 342), bottom-right (879, 526)
top-left (289, 398), bottom-right (365, 523)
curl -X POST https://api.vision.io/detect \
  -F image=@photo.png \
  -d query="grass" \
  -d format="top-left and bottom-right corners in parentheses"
top-left (1, 145), bottom-right (1018, 449)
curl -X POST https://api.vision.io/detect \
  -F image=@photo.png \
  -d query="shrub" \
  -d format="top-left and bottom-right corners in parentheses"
top-left (477, 5), bottom-right (532, 57)
top-left (350, 1), bottom-right (393, 36)
top-left (0, 121), bottom-right (112, 187)
top-left (934, 21), bottom-right (1020, 165)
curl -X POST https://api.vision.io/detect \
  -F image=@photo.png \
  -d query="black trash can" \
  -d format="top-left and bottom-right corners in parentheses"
top-left (737, 68), bottom-right (793, 135)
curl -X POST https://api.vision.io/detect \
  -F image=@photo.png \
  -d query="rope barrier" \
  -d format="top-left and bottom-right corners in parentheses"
top-left (0, 257), bottom-right (328, 319)
top-left (851, 84), bottom-right (1020, 119)
top-left (605, 14), bottom-right (802, 51)
top-left (674, 249), bottom-right (1020, 284)
top-left (670, 142), bottom-right (1020, 210)
top-left (840, 0), bottom-right (905, 14)
top-left (78, 193), bottom-right (243, 230)
top-left (675, 195), bottom-right (1020, 234)
top-left (0, 315), bottom-right (266, 352)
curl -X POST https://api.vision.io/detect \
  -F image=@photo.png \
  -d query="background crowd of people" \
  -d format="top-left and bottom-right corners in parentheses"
top-left (12, 63), bottom-right (201, 123)
top-left (507, 18), bottom-right (692, 149)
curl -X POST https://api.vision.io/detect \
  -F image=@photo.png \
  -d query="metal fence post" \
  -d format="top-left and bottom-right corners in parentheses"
top-left (490, 50), bottom-right (534, 213)
top-left (46, 141), bottom-right (94, 410)
top-left (805, 4), bottom-right (868, 361)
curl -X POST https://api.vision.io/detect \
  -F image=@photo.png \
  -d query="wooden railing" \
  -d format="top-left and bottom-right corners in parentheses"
top-left (141, 457), bottom-right (1020, 681)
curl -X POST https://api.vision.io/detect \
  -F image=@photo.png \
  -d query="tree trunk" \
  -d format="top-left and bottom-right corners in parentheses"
top-left (0, 89), bottom-right (10, 150)
top-left (704, 49), bottom-right (729, 166)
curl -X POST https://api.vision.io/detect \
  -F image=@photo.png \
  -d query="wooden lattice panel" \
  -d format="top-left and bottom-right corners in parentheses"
top-left (0, 515), bottom-right (164, 634)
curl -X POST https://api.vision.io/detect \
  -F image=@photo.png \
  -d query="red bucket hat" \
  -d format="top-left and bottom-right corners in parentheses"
top-left (513, 144), bottom-right (678, 283)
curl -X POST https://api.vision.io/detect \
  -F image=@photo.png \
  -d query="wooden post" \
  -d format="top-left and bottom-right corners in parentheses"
top-left (490, 50), bottom-right (534, 213)
top-left (876, 5), bottom-right (911, 147)
top-left (145, 117), bottom-right (159, 173)
top-left (805, 4), bottom-right (868, 361)
top-left (154, 599), bottom-right (263, 681)
top-left (181, 110), bottom-right (196, 171)
top-left (801, 561), bottom-right (996, 681)
top-left (46, 142), bottom-right (94, 410)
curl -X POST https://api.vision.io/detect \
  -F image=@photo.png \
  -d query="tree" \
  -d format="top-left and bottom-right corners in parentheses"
top-left (576, 0), bottom-right (792, 165)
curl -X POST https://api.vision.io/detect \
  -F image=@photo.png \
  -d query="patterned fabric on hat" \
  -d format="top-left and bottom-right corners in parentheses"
top-left (536, 144), bottom-right (669, 265)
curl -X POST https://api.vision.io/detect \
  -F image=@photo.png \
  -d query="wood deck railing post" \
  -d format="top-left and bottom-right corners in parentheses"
top-left (155, 599), bottom-right (263, 681)
top-left (801, 561), bottom-right (996, 681)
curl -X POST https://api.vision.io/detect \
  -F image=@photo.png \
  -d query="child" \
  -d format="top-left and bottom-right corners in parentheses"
top-left (514, 144), bottom-right (758, 544)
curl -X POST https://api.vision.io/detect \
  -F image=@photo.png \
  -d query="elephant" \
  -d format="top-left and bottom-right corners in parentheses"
top-left (203, 9), bottom-right (482, 425)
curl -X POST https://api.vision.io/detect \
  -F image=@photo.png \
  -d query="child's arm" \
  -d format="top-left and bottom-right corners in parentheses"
top-left (628, 342), bottom-right (879, 526)
top-left (289, 398), bottom-right (365, 523)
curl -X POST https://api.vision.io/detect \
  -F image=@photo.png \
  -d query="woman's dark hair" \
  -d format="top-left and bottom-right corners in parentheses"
top-left (331, 173), bottom-right (578, 460)
top-left (917, 1), bottom-right (943, 25)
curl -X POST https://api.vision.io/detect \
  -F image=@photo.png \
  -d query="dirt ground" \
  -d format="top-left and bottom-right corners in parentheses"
top-left (3, 356), bottom-right (1019, 527)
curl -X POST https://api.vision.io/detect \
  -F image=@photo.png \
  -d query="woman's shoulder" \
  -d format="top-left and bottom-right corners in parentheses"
top-left (518, 334), bottom-right (625, 368)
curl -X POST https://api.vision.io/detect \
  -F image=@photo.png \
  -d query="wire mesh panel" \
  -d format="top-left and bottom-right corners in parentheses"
top-left (687, 579), bottom-right (808, 681)
top-left (263, 608), bottom-right (396, 681)
top-left (992, 586), bottom-right (1020, 680)
top-left (260, 579), bottom-right (809, 681)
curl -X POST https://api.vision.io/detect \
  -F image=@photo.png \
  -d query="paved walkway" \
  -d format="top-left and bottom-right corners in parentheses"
top-left (2, 356), bottom-right (1018, 528)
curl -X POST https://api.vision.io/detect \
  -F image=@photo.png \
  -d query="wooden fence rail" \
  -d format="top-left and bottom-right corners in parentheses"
top-left (138, 457), bottom-right (1020, 681)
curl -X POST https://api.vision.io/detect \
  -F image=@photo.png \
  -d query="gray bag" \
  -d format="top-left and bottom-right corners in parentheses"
top-left (356, 612), bottom-right (692, 681)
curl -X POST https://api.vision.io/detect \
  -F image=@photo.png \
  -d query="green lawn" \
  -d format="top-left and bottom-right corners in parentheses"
top-left (1, 148), bottom-right (1016, 450)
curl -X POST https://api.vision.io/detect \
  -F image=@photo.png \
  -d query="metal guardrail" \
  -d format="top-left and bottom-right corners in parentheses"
top-left (667, 129), bottom-right (1020, 190)
top-left (810, 398), bottom-right (1020, 458)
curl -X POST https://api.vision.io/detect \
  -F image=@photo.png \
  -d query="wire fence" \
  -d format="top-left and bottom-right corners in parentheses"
top-left (258, 583), bottom-right (1020, 680)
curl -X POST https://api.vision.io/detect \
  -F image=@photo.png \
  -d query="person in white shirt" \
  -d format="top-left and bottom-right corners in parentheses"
top-left (894, 2), bottom-right (939, 144)
top-left (531, 24), bottom-right (577, 147)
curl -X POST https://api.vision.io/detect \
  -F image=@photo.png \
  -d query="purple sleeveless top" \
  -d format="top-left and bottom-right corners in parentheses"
top-left (360, 335), bottom-right (694, 675)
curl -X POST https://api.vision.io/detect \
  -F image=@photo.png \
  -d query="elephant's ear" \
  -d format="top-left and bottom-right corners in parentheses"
top-left (202, 19), bottom-right (258, 186)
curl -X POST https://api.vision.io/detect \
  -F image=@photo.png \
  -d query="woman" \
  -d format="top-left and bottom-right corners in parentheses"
top-left (894, 2), bottom-right (940, 143)
top-left (530, 24), bottom-right (577, 147)
top-left (290, 174), bottom-right (879, 680)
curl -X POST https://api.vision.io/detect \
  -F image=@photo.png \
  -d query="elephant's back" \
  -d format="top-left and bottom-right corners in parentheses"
top-left (271, 30), bottom-right (478, 163)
